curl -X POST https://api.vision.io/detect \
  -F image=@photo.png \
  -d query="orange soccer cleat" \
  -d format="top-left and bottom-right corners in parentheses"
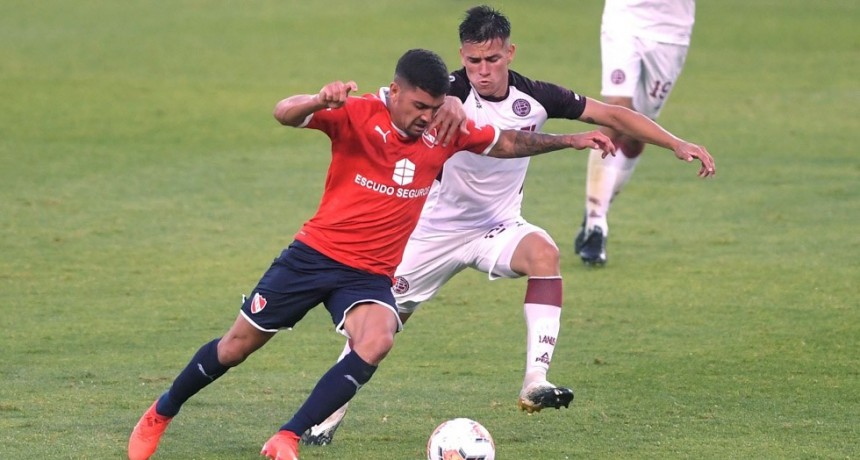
top-left (128, 400), bottom-right (174, 460)
top-left (261, 430), bottom-right (301, 460)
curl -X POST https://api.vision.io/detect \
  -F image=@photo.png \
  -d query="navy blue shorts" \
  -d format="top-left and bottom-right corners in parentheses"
top-left (240, 241), bottom-right (399, 334)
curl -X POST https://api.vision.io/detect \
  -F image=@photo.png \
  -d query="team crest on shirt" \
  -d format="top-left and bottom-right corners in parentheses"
top-left (512, 98), bottom-right (531, 116)
top-left (611, 69), bottom-right (626, 84)
top-left (250, 292), bottom-right (267, 314)
top-left (393, 276), bottom-right (410, 294)
top-left (421, 128), bottom-right (438, 148)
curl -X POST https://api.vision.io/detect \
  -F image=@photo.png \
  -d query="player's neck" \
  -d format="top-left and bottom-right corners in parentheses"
top-left (474, 83), bottom-right (510, 102)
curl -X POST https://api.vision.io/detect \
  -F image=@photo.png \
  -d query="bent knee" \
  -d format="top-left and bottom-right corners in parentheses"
top-left (526, 240), bottom-right (561, 275)
top-left (616, 135), bottom-right (645, 158)
top-left (536, 242), bottom-right (561, 265)
top-left (216, 340), bottom-right (252, 367)
top-left (352, 333), bottom-right (395, 365)
top-left (513, 234), bottom-right (561, 276)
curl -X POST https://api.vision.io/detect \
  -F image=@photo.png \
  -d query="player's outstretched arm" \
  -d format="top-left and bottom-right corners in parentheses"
top-left (579, 98), bottom-right (716, 177)
top-left (273, 80), bottom-right (358, 126)
top-left (488, 130), bottom-right (615, 159)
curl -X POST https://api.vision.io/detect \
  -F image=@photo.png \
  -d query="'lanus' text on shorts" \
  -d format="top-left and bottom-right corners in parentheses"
top-left (354, 173), bottom-right (432, 199)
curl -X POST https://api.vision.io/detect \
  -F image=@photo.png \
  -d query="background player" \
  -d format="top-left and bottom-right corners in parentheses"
top-left (127, 48), bottom-right (615, 460)
top-left (302, 5), bottom-right (713, 446)
top-left (575, 0), bottom-right (697, 265)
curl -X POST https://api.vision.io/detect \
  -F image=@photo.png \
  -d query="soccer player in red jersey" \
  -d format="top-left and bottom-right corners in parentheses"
top-left (128, 48), bottom-right (614, 460)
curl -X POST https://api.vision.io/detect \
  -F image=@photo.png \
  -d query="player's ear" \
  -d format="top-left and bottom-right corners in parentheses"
top-left (508, 43), bottom-right (516, 64)
top-left (459, 47), bottom-right (466, 65)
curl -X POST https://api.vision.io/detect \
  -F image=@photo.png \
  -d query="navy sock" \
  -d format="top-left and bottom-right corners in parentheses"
top-left (280, 350), bottom-right (376, 435)
top-left (155, 338), bottom-right (229, 417)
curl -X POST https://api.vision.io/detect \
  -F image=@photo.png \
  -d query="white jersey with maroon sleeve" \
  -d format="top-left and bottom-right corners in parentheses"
top-left (294, 88), bottom-right (499, 277)
top-left (416, 69), bottom-right (586, 233)
top-left (601, 0), bottom-right (695, 46)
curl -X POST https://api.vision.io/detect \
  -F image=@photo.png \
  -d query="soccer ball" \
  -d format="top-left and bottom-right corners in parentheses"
top-left (426, 418), bottom-right (495, 460)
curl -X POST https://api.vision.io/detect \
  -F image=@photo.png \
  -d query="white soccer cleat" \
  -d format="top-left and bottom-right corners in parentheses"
top-left (300, 403), bottom-right (348, 446)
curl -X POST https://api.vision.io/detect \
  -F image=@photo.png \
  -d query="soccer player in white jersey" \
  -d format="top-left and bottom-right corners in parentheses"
top-left (302, 5), bottom-right (714, 446)
top-left (575, 0), bottom-right (697, 265)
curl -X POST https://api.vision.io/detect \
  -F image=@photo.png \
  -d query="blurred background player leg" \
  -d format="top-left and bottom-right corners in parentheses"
top-left (575, 0), bottom-right (694, 265)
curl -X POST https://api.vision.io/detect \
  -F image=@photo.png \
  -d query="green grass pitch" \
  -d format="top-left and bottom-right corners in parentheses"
top-left (1, 0), bottom-right (857, 458)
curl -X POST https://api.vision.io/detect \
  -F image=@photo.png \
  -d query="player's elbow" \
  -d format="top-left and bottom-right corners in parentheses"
top-left (487, 145), bottom-right (512, 159)
top-left (488, 132), bottom-right (517, 158)
top-left (273, 103), bottom-right (294, 126)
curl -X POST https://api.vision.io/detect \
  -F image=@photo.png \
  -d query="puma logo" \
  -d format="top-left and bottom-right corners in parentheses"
top-left (345, 375), bottom-right (363, 390)
top-left (374, 125), bottom-right (391, 143)
top-left (197, 363), bottom-right (217, 381)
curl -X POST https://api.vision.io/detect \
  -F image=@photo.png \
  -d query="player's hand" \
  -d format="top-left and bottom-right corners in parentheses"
top-left (315, 81), bottom-right (358, 109)
top-left (428, 96), bottom-right (470, 147)
top-left (674, 141), bottom-right (716, 177)
top-left (569, 130), bottom-right (616, 155)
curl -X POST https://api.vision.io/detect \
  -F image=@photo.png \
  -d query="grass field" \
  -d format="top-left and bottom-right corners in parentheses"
top-left (1, 1), bottom-right (858, 458)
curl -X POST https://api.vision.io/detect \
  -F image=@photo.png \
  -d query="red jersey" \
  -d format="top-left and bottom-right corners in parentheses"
top-left (294, 90), bottom-right (500, 277)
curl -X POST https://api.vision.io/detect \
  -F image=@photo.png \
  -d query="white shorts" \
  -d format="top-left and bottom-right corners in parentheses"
top-left (392, 219), bottom-right (549, 314)
top-left (600, 30), bottom-right (690, 119)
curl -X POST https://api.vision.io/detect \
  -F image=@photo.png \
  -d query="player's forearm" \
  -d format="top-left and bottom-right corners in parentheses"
top-left (607, 107), bottom-right (682, 150)
top-left (273, 94), bottom-right (326, 126)
top-left (489, 130), bottom-right (578, 158)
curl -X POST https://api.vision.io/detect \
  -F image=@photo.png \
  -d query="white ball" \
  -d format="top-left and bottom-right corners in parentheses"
top-left (426, 417), bottom-right (496, 460)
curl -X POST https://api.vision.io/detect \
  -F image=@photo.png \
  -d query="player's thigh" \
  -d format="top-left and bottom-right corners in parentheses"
top-left (600, 30), bottom-right (642, 99)
top-left (633, 39), bottom-right (690, 118)
top-left (326, 269), bottom-right (402, 337)
top-left (472, 220), bottom-right (549, 279)
top-left (393, 230), bottom-right (469, 314)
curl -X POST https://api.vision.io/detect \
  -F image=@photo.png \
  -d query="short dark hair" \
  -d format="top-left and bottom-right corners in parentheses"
top-left (394, 49), bottom-right (451, 97)
top-left (459, 5), bottom-right (511, 44)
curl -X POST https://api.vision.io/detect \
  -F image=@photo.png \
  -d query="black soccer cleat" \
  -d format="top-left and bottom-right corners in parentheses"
top-left (517, 382), bottom-right (575, 414)
top-left (579, 226), bottom-right (607, 266)
top-left (573, 220), bottom-right (586, 255)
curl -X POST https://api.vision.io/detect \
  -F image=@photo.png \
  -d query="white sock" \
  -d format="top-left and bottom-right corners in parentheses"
top-left (613, 153), bottom-right (640, 196)
top-left (523, 302), bottom-right (561, 389)
top-left (337, 340), bottom-right (353, 362)
top-left (585, 148), bottom-right (640, 235)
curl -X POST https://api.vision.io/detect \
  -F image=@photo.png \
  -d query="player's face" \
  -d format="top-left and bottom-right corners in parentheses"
top-left (460, 38), bottom-right (515, 99)
top-left (388, 81), bottom-right (445, 138)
